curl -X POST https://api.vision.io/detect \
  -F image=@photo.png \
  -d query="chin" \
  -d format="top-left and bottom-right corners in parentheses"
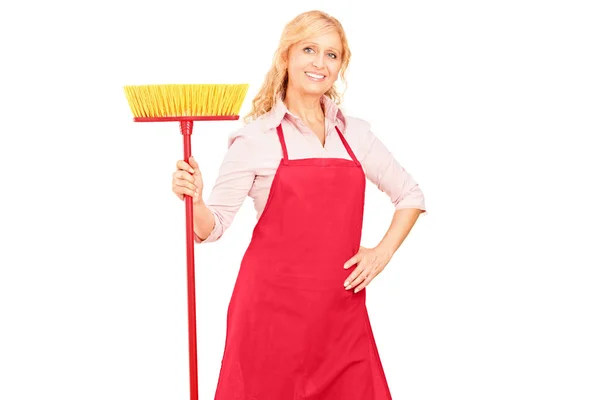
top-left (300, 83), bottom-right (331, 97)
top-left (302, 88), bottom-right (326, 97)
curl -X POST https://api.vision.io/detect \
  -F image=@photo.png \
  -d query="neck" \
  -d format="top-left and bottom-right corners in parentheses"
top-left (283, 90), bottom-right (324, 123)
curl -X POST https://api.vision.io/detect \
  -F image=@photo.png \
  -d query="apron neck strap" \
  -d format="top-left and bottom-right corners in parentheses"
top-left (335, 126), bottom-right (361, 166)
top-left (276, 123), bottom-right (361, 166)
top-left (276, 124), bottom-right (290, 164)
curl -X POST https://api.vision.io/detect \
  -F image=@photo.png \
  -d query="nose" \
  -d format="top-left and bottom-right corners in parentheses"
top-left (312, 53), bottom-right (325, 69)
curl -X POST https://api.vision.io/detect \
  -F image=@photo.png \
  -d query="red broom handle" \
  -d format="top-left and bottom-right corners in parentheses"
top-left (180, 120), bottom-right (199, 400)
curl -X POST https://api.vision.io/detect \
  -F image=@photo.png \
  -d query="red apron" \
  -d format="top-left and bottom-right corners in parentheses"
top-left (214, 123), bottom-right (393, 399)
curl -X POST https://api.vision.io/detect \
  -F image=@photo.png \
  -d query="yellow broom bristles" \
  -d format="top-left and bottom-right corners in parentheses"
top-left (123, 84), bottom-right (250, 118)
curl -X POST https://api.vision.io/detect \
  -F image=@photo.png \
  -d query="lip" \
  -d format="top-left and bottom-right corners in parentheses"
top-left (305, 71), bottom-right (327, 81)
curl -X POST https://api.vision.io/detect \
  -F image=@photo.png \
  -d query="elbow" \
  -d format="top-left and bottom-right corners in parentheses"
top-left (194, 209), bottom-right (225, 244)
top-left (393, 185), bottom-right (427, 215)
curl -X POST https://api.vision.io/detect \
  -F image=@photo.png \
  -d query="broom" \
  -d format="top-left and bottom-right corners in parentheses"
top-left (123, 83), bottom-right (249, 400)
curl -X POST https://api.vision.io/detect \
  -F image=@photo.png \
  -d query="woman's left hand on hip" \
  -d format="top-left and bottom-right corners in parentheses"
top-left (342, 246), bottom-right (392, 293)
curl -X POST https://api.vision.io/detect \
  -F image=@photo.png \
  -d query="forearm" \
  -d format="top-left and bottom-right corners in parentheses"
top-left (193, 200), bottom-right (216, 241)
top-left (376, 208), bottom-right (423, 258)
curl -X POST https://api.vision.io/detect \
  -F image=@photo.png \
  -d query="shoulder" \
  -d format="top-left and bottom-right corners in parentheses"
top-left (226, 114), bottom-right (273, 149)
top-left (342, 115), bottom-right (371, 134)
top-left (337, 113), bottom-right (380, 160)
top-left (338, 114), bottom-right (373, 149)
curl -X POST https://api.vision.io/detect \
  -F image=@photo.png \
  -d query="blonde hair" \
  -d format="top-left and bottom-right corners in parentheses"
top-left (243, 10), bottom-right (351, 124)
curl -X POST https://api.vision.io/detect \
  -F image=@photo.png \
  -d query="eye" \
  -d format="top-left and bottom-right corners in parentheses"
top-left (328, 53), bottom-right (337, 59)
top-left (303, 47), bottom-right (315, 54)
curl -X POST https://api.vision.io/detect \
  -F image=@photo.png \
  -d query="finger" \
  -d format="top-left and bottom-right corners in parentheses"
top-left (172, 183), bottom-right (193, 198)
top-left (176, 159), bottom-right (194, 174)
top-left (172, 185), bottom-right (185, 201)
top-left (354, 274), bottom-right (374, 293)
top-left (343, 254), bottom-right (360, 269)
top-left (188, 156), bottom-right (199, 170)
top-left (343, 259), bottom-right (362, 285)
top-left (345, 273), bottom-right (367, 291)
top-left (173, 180), bottom-right (199, 197)
top-left (343, 264), bottom-right (365, 289)
top-left (173, 170), bottom-right (195, 184)
top-left (181, 188), bottom-right (200, 198)
top-left (345, 263), bottom-right (370, 290)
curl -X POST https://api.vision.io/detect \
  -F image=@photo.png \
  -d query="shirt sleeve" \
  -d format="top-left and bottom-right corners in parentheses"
top-left (358, 125), bottom-right (427, 215)
top-left (194, 134), bottom-right (257, 243)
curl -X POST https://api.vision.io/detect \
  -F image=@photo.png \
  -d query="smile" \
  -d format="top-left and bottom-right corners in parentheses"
top-left (305, 72), bottom-right (326, 81)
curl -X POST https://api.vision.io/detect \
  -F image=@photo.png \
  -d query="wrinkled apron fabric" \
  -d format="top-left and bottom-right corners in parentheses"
top-left (214, 123), bottom-right (392, 399)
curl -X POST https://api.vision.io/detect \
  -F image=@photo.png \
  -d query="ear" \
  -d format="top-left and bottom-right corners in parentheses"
top-left (282, 45), bottom-right (292, 66)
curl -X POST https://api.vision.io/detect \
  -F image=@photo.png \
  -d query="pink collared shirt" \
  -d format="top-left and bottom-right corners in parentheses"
top-left (195, 96), bottom-right (427, 243)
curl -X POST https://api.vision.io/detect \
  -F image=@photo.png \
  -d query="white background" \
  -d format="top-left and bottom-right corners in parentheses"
top-left (1, 0), bottom-right (599, 399)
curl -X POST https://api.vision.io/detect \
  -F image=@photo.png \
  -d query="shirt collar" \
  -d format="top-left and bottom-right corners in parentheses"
top-left (261, 94), bottom-right (347, 133)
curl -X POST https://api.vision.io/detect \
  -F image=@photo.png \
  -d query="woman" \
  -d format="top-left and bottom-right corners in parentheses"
top-left (172, 10), bottom-right (426, 399)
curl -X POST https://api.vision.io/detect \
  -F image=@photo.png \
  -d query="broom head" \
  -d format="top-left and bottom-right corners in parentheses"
top-left (123, 83), bottom-right (250, 122)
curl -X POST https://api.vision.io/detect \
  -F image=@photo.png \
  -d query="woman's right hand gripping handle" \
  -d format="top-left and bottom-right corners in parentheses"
top-left (172, 156), bottom-right (215, 241)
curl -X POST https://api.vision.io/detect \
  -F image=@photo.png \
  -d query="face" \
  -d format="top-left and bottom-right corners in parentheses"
top-left (284, 31), bottom-right (343, 98)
